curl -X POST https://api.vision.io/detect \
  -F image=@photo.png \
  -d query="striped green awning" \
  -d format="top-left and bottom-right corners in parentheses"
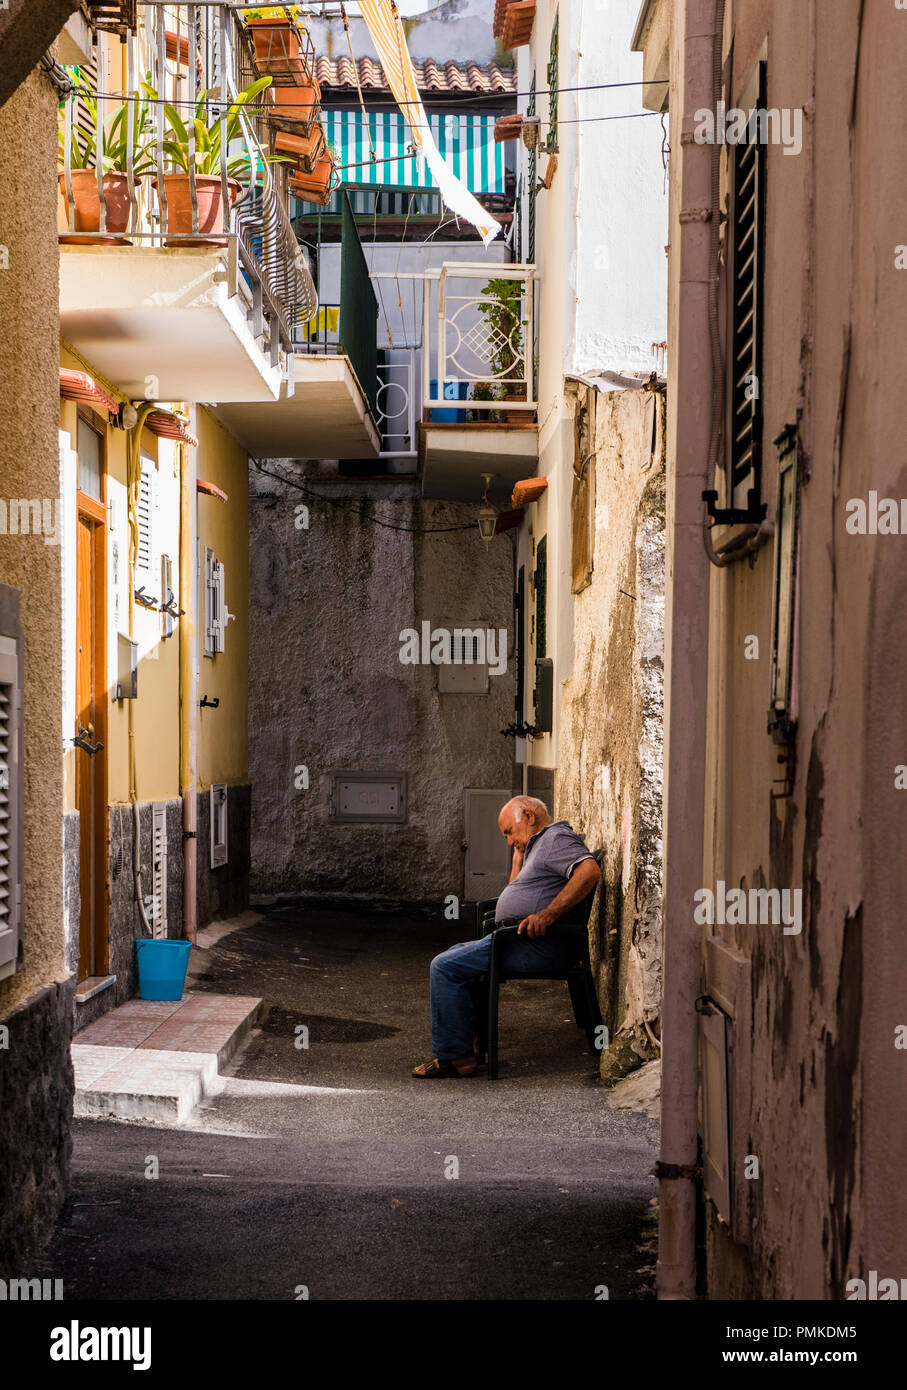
top-left (322, 110), bottom-right (506, 194)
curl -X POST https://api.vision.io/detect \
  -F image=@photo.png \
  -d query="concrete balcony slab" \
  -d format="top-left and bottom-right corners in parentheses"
top-left (59, 245), bottom-right (283, 404)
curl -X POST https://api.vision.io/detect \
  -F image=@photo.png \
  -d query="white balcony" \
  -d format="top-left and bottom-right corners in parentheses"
top-left (212, 354), bottom-right (380, 458)
top-left (372, 262), bottom-right (539, 498)
top-left (56, 2), bottom-right (318, 405)
top-left (59, 242), bottom-right (287, 403)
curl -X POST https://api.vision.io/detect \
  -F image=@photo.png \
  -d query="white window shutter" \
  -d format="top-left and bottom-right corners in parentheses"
top-left (0, 631), bottom-right (24, 980)
top-left (151, 803), bottom-right (168, 938)
top-left (136, 458), bottom-right (155, 577)
top-left (214, 559), bottom-right (226, 653)
top-left (59, 429), bottom-right (78, 742)
top-left (210, 784), bottom-right (228, 868)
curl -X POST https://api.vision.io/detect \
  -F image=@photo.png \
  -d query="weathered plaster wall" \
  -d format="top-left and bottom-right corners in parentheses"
top-left (652, 0), bottom-right (907, 1300)
top-left (558, 387), bottom-right (665, 1051)
top-left (0, 70), bottom-right (73, 1267)
top-left (248, 469), bottom-right (515, 901)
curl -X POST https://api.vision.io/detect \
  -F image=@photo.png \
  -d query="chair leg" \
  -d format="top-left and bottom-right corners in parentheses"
top-left (487, 949), bottom-right (500, 1080)
top-left (567, 972), bottom-right (588, 1030)
top-left (473, 977), bottom-right (488, 1064)
top-left (582, 963), bottom-right (602, 1051)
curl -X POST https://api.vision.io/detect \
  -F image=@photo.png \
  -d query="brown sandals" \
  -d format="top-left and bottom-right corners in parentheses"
top-left (411, 1057), bottom-right (478, 1079)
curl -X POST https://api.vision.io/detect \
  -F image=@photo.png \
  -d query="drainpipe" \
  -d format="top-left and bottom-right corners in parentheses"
top-left (179, 419), bottom-right (198, 945)
top-left (127, 404), bottom-right (157, 937)
top-left (656, 0), bottom-right (723, 1299)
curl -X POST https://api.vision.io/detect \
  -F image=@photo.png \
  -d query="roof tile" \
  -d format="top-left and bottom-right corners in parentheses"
top-left (314, 55), bottom-right (516, 95)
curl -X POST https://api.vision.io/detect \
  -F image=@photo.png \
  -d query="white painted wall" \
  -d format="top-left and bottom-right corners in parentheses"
top-left (571, 0), bottom-right (668, 374)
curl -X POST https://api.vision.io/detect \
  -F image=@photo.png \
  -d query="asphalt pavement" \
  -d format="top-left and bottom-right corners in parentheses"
top-left (42, 902), bottom-right (659, 1300)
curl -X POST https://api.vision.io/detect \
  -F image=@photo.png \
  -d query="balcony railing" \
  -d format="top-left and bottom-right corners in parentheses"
top-left (58, 2), bottom-right (317, 361)
top-left (426, 264), bottom-right (536, 417)
top-left (368, 263), bottom-right (537, 431)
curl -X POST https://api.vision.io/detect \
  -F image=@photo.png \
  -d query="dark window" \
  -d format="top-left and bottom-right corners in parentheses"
top-left (535, 534), bottom-right (547, 659)
top-left (514, 565), bottom-right (525, 716)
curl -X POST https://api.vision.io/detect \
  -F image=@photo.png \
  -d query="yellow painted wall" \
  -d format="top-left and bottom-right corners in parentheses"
top-left (59, 355), bottom-right (249, 817)
top-left (195, 407), bottom-right (249, 790)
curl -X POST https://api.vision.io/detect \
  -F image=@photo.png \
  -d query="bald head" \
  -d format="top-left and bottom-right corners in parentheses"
top-left (498, 796), bottom-right (551, 852)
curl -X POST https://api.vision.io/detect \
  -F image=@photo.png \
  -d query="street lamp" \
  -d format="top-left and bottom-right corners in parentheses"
top-left (477, 474), bottom-right (497, 546)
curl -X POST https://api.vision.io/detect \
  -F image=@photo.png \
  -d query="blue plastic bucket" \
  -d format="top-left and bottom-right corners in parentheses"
top-left (136, 938), bottom-right (192, 1001)
top-left (429, 378), bottom-right (469, 423)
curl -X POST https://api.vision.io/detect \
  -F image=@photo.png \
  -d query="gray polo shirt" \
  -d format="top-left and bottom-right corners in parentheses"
top-left (494, 821), bottom-right (595, 924)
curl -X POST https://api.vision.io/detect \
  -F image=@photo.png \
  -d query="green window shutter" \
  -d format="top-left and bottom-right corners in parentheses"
top-left (547, 12), bottom-right (559, 151)
top-left (535, 534), bottom-right (547, 659)
top-left (527, 75), bottom-right (537, 263)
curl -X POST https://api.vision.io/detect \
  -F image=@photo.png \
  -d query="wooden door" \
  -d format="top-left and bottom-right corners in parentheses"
top-left (75, 413), bottom-right (108, 983)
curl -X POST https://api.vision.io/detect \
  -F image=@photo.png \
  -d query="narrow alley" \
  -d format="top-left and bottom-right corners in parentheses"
top-left (2, 0), bottom-right (906, 1357)
top-left (44, 906), bottom-right (658, 1301)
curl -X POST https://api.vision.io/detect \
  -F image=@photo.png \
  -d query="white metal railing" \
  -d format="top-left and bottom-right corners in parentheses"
top-left (58, 2), bottom-right (317, 360)
top-left (429, 263), bottom-right (536, 415)
top-left (376, 351), bottom-right (416, 458)
top-left (370, 264), bottom-right (537, 423)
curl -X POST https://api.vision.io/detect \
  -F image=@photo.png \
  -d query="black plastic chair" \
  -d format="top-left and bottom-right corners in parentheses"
top-left (473, 849), bottom-right (605, 1080)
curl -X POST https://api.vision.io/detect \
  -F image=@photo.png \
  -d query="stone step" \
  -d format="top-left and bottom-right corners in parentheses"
top-left (72, 992), bottom-right (264, 1124)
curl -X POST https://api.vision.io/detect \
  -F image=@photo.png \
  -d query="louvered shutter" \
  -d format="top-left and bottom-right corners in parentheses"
top-left (210, 785), bottom-right (228, 868)
top-left (151, 803), bottom-right (167, 938)
top-left (727, 63), bottom-right (767, 513)
top-left (136, 457), bottom-right (155, 577)
top-left (0, 620), bottom-right (24, 981)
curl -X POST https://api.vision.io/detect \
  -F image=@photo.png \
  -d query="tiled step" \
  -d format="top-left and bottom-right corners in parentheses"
top-left (72, 992), bottom-right (263, 1123)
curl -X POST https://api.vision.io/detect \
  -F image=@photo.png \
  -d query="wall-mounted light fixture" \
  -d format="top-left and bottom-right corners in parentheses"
top-left (477, 474), bottom-right (497, 546)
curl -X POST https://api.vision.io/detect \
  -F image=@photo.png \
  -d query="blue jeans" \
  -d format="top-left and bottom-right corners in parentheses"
top-left (429, 928), bottom-right (581, 1059)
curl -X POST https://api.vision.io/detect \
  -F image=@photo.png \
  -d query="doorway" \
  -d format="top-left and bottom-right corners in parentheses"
top-left (75, 411), bottom-right (109, 983)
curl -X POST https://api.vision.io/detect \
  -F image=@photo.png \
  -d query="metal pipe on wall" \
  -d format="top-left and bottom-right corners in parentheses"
top-left (180, 420), bottom-right (199, 945)
top-left (656, 0), bottom-right (723, 1300)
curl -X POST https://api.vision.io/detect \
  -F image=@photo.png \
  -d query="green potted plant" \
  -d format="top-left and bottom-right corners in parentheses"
top-left (470, 380), bottom-right (499, 422)
top-left (477, 277), bottom-right (527, 419)
top-left (58, 81), bottom-right (155, 241)
top-left (143, 75), bottom-right (282, 242)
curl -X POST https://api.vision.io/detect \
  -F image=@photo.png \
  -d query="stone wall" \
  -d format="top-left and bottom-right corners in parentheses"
top-left (557, 385), bottom-right (666, 1062)
top-left (0, 981), bottom-right (74, 1276)
top-left (248, 469), bottom-right (516, 902)
top-left (0, 70), bottom-right (73, 1269)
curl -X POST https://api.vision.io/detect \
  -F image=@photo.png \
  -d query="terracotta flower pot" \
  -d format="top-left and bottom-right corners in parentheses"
top-left (165, 29), bottom-right (190, 64)
top-left (154, 174), bottom-right (242, 246)
top-left (499, 387), bottom-right (529, 423)
top-left (270, 80), bottom-right (320, 124)
top-left (247, 17), bottom-right (309, 79)
top-left (59, 169), bottom-right (132, 243)
top-left (275, 123), bottom-right (325, 172)
top-left (289, 154), bottom-right (335, 206)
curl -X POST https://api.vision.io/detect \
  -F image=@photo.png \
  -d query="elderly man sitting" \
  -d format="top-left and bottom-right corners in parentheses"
top-left (412, 796), bottom-right (600, 1078)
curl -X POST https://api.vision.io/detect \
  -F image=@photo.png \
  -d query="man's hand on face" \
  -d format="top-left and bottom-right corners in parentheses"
top-left (517, 910), bottom-right (551, 938)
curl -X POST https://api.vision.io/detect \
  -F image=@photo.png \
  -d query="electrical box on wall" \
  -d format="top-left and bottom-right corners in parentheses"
top-left (116, 633), bottom-right (138, 700)
top-left (329, 773), bottom-right (407, 823)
